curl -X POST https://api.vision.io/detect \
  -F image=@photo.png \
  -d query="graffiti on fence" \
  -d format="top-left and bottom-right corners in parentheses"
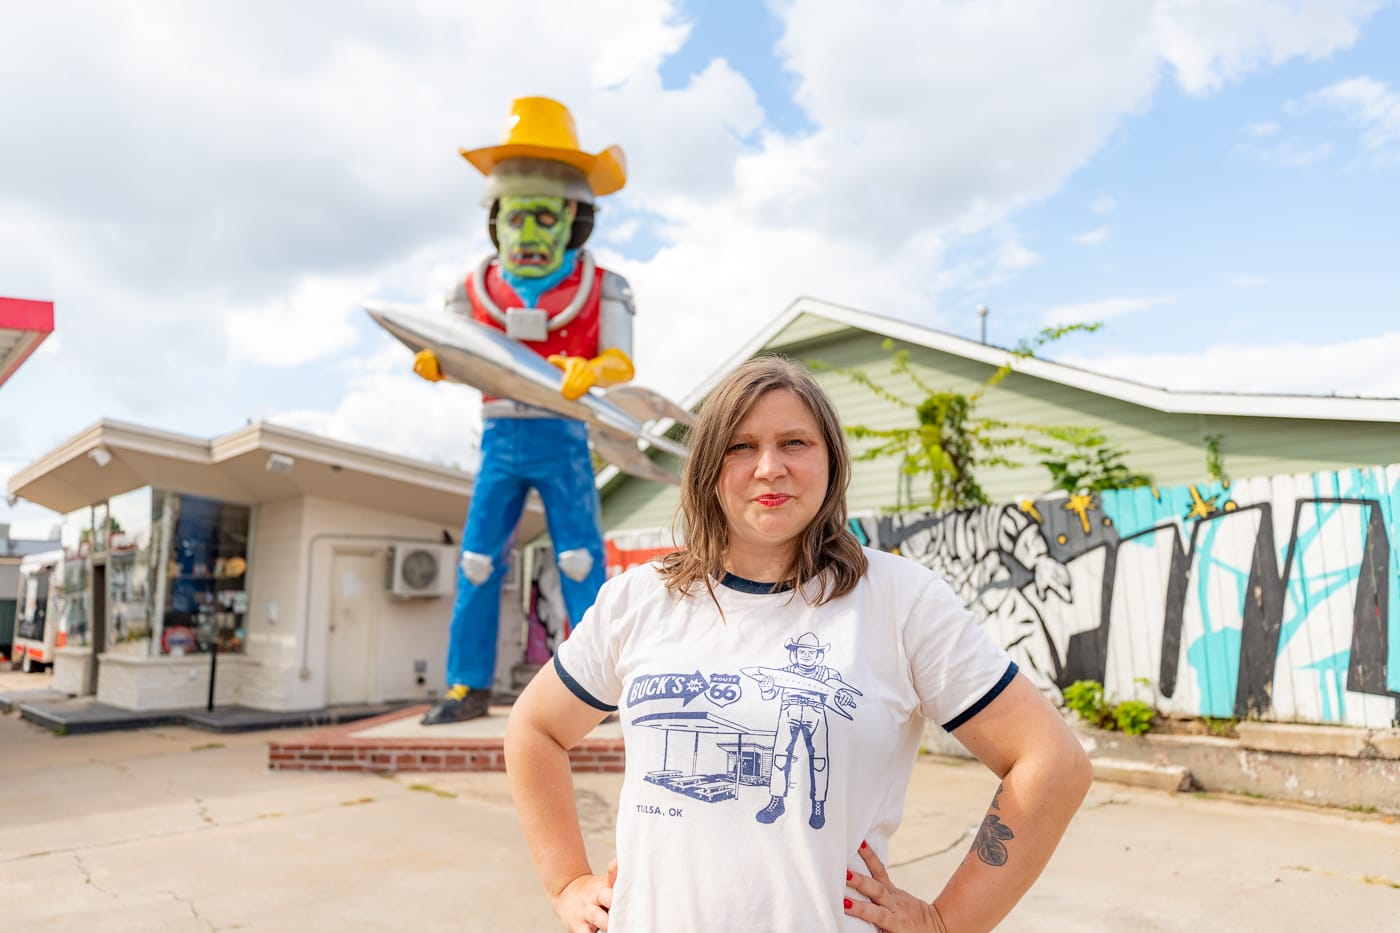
top-left (855, 464), bottom-right (1400, 729)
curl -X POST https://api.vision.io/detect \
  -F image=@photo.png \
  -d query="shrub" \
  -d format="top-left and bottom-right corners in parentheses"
top-left (1112, 700), bottom-right (1154, 736)
top-left (1062, 680), bottom-right (1110, 727)
top-left (1063, 679), bottom-right (1155, 736)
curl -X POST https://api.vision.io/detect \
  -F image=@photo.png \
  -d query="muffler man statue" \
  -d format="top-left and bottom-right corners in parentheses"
top-left (415, 97), bottom-right (635, 723)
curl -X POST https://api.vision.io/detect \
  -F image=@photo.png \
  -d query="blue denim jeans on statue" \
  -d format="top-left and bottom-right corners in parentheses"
top-left (445, 416), bottom-right (605, 689)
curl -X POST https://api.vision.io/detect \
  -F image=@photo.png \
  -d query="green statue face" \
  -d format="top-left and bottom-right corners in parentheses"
top-left (496, 195), bottom-right (576, 278)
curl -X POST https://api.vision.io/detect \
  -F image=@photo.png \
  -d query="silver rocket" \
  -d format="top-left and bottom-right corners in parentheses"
top-left (364, 300), bottom-right (691, 486)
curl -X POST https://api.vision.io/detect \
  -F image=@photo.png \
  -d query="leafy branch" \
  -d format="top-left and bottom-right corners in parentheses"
top-left (813, 322), bottom-right (1148, 510)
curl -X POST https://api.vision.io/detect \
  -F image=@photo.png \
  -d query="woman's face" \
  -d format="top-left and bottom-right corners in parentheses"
top-left (717, 388), bottom-right (829, 575)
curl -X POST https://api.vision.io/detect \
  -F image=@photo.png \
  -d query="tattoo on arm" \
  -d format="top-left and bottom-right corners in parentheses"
top-left (975, 784), bottom-right (1014, 867)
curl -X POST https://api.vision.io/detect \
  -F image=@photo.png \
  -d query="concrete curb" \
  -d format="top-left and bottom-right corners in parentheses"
top-left (1237, 721), bottom-right (1400, 759)
top-left (1074, 726), bottom-right (1400, 815)
top-left (1090, 757), bottom-right (1193, 793)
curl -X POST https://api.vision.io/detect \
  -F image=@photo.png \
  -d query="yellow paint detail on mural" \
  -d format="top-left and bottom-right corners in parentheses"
top-left (1020, 499), bottom-right (1042, 522)
top-left (1186, 485), bottom-right (1220, 520)
top-left (1063, 493), bottom-right (1095, 534)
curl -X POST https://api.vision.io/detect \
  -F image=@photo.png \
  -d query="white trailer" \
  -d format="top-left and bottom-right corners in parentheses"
top-left (11, 549), bottom-right (65, 673)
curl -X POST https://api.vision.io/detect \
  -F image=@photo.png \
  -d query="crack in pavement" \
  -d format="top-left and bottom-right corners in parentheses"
top-left (889, 794), bottom-right (1132, 870)
top-left (158, 888), bottom-right (216, 931)
top-left (5, 797), bottom-right (356, 866)
top-left (1282, 864), bottom-right (1400, 889)
top-left (73, 852), bottom-right (119, 899)
top-left (889, 828), bottom-right (974, 869)
top-left (1082, 795), bottom-right (1132, 810)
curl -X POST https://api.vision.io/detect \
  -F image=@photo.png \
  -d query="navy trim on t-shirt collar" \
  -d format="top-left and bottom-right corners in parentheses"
top-left (719, 572), bottom-right (794, 594)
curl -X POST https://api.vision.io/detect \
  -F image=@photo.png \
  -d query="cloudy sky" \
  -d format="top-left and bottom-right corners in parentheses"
top-left (3, 0), bottom-right (1398, 536)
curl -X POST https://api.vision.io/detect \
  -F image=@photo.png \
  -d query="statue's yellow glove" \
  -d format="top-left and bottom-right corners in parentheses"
top-left (547, 348), bottom-right (635, 401)
top-left (413, 349), bottom-right (444, 382)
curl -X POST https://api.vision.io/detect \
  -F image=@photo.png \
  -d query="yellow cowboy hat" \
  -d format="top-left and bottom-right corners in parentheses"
top-left (460, 97), bottom-right (627, 197)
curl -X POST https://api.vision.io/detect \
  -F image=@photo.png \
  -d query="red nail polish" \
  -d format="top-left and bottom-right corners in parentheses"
top-left (860, 839), bottom-right (868, 849)
top-left (846, 869), bottom-right (852, 881)
top-left (844, 898), bottom-right (853, 910)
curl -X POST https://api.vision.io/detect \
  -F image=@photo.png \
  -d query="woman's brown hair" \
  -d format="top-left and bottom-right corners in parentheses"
top-left (657, 355), bottom-right (868, 605)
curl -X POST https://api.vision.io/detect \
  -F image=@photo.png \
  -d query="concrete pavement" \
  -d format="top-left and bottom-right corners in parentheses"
top-left (2, 671), bottom-right (1396, 931)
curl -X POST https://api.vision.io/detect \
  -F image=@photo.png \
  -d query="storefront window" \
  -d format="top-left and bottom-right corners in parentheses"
top-left (91, 501), bottom-right (109, 554)
top-left (60, 555), bottom-right (89, 647)
top-left (59, 508), bottom-right (92, 647)
top-left (107, 488), bottom-right (156, 654)
top-left (160, 494), bottom-right (250, 655)
top-left (61, 507), bottom-right (91, 557)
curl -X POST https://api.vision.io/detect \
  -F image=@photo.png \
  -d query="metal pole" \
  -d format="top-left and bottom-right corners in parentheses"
top-left (978, 305), bottom-right (989, 344)
top-left (207, 640), bottom-right (218, 712)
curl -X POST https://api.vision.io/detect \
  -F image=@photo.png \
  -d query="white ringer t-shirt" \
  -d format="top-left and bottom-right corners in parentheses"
top-left (554, 546), bottom-right (1016, 932)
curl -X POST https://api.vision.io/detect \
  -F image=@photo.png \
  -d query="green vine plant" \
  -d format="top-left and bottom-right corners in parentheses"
top-left (812, 322), bottom-right (1151, 510)
top-left (1204, 433), bottom-right (1227, 484)
top-left (1062, 679), bottom-right (1156, 736)
top-left (1028, 426), bottom-right (1152, 496)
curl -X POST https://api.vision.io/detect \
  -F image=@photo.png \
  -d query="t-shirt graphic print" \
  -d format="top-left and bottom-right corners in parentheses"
top-left (628, 628), bottom-right (864, 831)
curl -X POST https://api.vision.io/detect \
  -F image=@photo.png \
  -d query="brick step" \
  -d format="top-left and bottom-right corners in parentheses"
top-left (266, 704), bottom-right (625, 774)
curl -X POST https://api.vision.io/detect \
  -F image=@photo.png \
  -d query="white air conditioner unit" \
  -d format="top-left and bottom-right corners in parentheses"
top-left (385, 544), bottom-right (458, 599)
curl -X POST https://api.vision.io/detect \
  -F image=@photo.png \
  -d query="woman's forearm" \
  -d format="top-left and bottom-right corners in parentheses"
top-left (504, 714), bottom-right (595, 900)
top-left (933, 728), bottom-right (1091, 931)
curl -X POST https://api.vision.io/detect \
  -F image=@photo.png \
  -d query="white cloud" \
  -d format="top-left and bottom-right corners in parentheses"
top-left (598, 216), bottom-right (643, 248)
top-left (1243, 120), bottom-right (1282, 138)
top-left (766, 1), bottom-right (1163, 244)
top-left (1090, 194), bottom-right (1118, 214)
top-left (1152, 0), bottom-right (1380, 96)
top-left (1231, 274), bottom-right (1270, 287)
top-left (1060, 331), bottom-right (1400, 398)
top-left (1072, 226), bottom-right (1111, 246)
top-left (1240, 139), bottom-right (1335, 165)
top-left (267, 340), bottom-right (485, 473)
top-left (226, 275), bottom-right (374, 367)
top-left (1302, 76), bottom-right (1400, 163)
top-left (1041, 295), bottom-right (1177, 327)
top-left (996, 239), bottom-right (1043, 273)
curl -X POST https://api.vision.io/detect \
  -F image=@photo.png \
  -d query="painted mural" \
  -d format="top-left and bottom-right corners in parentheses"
top-left (852, 464), bottom-right (1400, 730)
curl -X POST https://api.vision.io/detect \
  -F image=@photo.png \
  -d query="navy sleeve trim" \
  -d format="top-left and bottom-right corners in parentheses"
top-left (553, 654), bottom-right (618, 713)
top-left (941, 661), bottom-right (1018, 732)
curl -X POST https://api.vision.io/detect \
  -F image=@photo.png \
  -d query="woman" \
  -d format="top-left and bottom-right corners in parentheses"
top-left (505, 356), bottom-right (1091, 931)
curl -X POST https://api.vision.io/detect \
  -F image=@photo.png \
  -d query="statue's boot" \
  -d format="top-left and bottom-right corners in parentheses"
top-left (421, 685), bottom-right (491, 725)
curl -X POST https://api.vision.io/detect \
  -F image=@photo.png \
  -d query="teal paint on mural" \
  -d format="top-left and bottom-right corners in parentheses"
top-left (1188, 518), bottom-right (1246, 717)
top-left (1101, 485), bottom-right (1167, 538)
top-left (1303, 650), bottom-right (1352, 722)
top-left (1187, 628), bottom-right (1242, 718)
top-left (1389, 472), bottom-right (1400, 694)
top-left (1278, 495), bottom-right (1348, 651)
top-left (847, 518), bottom-right (868, 546)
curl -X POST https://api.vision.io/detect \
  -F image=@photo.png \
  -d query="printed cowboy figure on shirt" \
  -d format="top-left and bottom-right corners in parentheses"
top-left (742, 632), bottom-right (863, 830)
